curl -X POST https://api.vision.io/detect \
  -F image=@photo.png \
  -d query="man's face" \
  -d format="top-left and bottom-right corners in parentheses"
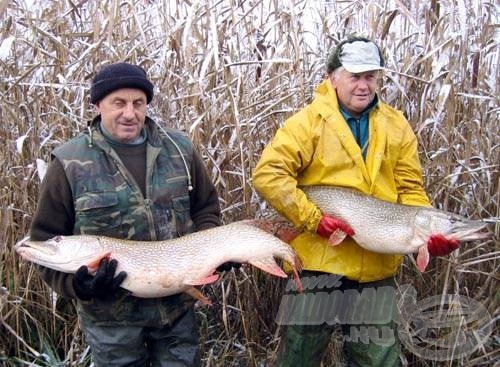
top-left (95, 88), bottom-right (147, 143)
top-left (329, 68), bottom-right (379, 117)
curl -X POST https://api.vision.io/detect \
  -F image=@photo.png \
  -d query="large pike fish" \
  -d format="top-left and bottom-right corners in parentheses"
top-left (299, 186), bottom-right (490, 272)
top-left (15, 220), bottom-right (302, 304)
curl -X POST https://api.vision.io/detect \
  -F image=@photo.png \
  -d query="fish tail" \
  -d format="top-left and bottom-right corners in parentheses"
top-left (285, 251), bottom-right (303, 292)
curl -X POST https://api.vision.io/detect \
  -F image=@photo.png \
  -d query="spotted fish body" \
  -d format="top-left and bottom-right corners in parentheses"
top-left (301, 186), bottom-right (490, 271)
top-left (15, 220), bottom-right (302, 302)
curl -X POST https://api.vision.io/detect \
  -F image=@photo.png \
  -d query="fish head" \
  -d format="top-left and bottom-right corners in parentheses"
top-left (423, 210), bottom-right (490, 242)
top-left (15, 235), bottom-right (107, 273)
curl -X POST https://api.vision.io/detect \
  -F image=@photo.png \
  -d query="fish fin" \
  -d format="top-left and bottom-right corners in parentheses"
top-left (87, 251), bottom-right (112, 273)
top-left (249, 258), bottom-right (287, 278)
top-left (185, 287), bottom-right (212, 306)
top-left (416, 246), bottom-right (430, 272)
top-left (185, 273), bottom-right (220, 286)
top-left (328, 230), bottom-right (347, 246)
top-left (274, 225), bottom-right (301, 243)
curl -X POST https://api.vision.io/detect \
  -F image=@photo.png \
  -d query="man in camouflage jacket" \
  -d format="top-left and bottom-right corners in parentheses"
top-left (29, 62), bottom-right (221, 366)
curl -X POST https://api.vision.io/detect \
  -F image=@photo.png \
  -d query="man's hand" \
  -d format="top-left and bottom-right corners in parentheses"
top-left (216, 262), bottom-right (241, 272)
top-left (316, 214), bottom-right (355, 239)
top-left (73, 258), bottom-right (127, 301)
top-left (427, 234), bottom-right (459, 256)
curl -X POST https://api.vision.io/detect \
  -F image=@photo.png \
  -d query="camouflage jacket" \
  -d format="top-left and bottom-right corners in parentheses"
top-left (54, 117), bottom-right (198, 240)
top-left (30, 116), bottom-right (221, 326)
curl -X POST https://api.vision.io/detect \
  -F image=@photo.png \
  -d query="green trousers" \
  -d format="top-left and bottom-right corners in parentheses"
top-left (80, 307), bottom-right (200, 367)
top-left (275, 271), bottom-right (400, 367)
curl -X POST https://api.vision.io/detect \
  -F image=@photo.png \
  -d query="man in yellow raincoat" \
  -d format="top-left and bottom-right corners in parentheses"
top-left (252, 36), bottom-right (458, 366)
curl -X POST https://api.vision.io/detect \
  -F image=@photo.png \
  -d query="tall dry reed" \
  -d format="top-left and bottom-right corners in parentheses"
top-left (1, 0), bottom-right (498, 366)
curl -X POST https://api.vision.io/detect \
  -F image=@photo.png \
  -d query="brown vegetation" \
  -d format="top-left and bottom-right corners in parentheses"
top-left (0, 0), bottom-right (498, 366)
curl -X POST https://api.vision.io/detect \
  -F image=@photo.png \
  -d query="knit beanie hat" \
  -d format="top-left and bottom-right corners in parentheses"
top-left (90, 62), bottom-right (154, 104)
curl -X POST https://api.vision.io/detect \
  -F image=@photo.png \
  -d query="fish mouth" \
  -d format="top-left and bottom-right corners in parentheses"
top-left (15, 237), bottom-right (59, 260)
top-left (14, 236), bottom-right (30, 250)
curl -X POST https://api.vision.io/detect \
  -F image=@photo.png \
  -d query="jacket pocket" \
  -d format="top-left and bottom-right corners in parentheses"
top-left (74, 191), bottom-right (124, 237)
top-left (171, 195), bottom-right (193, 236)
top-left (75, 191), bottom-right (118, 210)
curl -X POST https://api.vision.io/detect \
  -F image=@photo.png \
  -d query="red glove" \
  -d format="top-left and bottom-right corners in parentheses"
top-left (427, 234), bottom-right (459, 256)
top-left (316, 214), bottom-right (355, 239)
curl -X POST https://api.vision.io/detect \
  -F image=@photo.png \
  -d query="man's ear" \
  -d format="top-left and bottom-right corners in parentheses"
top-left (328, 72), bottom-right (337, 88)
top-left (94, 102), bottom-right (101, 113)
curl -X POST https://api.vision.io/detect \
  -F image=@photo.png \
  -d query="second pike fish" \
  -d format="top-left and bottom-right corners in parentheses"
top-left (300, 186), bottom-right (490, 272)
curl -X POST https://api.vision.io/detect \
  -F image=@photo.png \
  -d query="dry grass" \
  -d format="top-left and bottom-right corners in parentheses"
top-left (1, 0), bottom-right (498, 366)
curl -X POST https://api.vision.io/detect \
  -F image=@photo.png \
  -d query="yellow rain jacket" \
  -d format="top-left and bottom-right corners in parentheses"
top-left (252, 79), bottom-right (431, 282)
